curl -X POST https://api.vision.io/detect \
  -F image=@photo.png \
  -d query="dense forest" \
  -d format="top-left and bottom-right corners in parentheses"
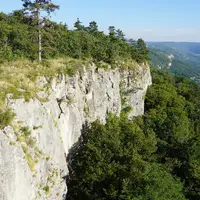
top-left (0, 10), bottom-right (148, 64)
top-left (67, 70), bottom-right (200, 200)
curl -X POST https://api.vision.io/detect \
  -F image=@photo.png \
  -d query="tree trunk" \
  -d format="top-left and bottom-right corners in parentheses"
top-left (38, 28), bottom-right (41, 62)
top-left (37, 5), bottom-right (42, 62)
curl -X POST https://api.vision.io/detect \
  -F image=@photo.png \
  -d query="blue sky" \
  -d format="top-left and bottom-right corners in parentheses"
top-left (1, 0), bottom-right (200, 42)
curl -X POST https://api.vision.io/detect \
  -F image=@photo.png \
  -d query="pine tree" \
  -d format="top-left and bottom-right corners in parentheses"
top-left (74, 18), bottom-right (84, 31)
top-left (116, 29), bottom-right (125, 41)
top-left (22, 0), bottom-right (59, 62)
top-left (88, 21), bottom-right (98, 34)
top-left (137, 38), bottom-right (149, 55)
top-left (108, 26), bottom-right (116, 38)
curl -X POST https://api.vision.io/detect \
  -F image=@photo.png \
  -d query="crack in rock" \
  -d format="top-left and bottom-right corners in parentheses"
top-left (106, 92), bottom-right (111, 101)
top-left (56, 97), bottom-right (65, 119)
top-left (109, 77), bottom-right (114, 88)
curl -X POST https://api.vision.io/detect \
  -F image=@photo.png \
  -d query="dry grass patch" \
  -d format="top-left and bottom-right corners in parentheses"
top-left (0, 57), bottom-right (92, 108)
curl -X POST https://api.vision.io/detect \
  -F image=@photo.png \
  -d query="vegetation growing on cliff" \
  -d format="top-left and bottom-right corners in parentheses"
top-left (0, 108), bottom-right (15, 129)
top-left (67, 70), bottom-right (200, 200)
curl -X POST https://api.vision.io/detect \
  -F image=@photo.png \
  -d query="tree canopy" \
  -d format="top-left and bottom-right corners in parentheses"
top-left (0, 11), bottom-right (149, 64)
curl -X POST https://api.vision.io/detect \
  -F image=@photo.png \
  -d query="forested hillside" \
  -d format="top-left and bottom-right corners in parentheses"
top-left (148, 42), bottom-right (200, 84)
top-left (67, 70), bottom-right (200, 200)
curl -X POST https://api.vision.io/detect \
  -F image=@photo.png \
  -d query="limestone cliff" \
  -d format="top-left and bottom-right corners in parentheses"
top-left (0, 63), bottom-right (151, 200)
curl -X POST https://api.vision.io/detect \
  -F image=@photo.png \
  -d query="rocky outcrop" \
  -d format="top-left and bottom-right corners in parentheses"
top-left (0, 63), bottom-right (151, 200)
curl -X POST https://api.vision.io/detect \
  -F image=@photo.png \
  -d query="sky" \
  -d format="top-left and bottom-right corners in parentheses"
top-left (1, 0), bottom-right (200, 42)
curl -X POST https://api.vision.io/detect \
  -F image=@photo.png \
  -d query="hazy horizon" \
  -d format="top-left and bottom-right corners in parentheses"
top-left (146, 41), bottom-right (200, 43)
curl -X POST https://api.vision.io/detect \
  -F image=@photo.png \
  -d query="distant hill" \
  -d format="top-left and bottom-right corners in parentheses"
top-left (147, 42), bottom-right (200, 84)
top-left (148, 42), bottom-right (200, 55)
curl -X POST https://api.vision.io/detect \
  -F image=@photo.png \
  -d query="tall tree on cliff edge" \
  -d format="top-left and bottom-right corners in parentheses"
top-left (22, 0), bottom-right (59, 62)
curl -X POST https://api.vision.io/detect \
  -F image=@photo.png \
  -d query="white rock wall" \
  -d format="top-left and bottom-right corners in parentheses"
top-left (0, 63), bottom-right (151, 200)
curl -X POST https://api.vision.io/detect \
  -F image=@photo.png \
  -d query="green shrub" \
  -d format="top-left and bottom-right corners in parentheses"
top-left (43, 185), bottom-right (50, 195)
top-left (26, 137), bottom-right (36, 148)
top-left (20, 126), bottom-right (31, 136)
top-left (25, 153), bottom-right (36, 172)
top-left (9, 141), bottom-right (16, 146)
top-left (0, 108), bottom-right (15, 129)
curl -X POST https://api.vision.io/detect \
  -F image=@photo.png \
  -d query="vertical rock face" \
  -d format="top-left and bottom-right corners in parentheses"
top-left (120, 64), bottom-right (152, 117)
top-left (0, 63), bottom-right (151, 200)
